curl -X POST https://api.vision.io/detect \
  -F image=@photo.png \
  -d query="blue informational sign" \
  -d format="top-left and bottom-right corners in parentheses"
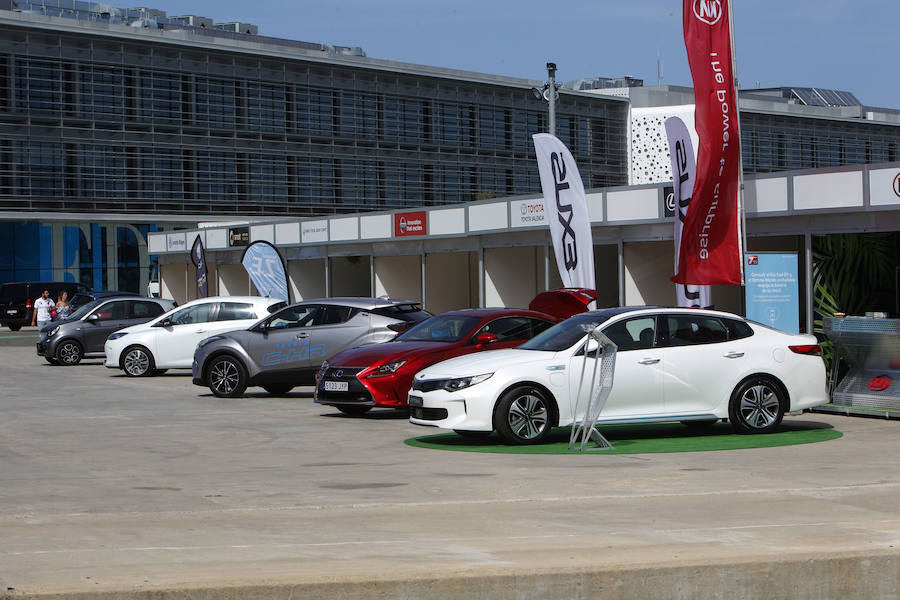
top-left (744, 253), bottom-right (800, 334)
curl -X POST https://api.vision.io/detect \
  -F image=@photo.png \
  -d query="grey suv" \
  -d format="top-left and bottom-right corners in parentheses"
top-left (192, 297), bottom-right (430, 397)
top-left (37, 296), bottom-right (176, 365)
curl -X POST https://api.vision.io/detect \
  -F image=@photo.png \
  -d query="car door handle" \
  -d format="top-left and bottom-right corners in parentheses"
top-left (196, 329), bottom-right (207, 334)
top-left (638, 358), bottom-right (660, 365)
top-left (296, 332), bottom-right (310, 339)
top-left (724, 352), bottom-right (744, 358)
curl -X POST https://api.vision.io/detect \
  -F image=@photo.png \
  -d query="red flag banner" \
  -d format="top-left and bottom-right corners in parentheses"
top-left (673, 0), bottom-right (742, 285)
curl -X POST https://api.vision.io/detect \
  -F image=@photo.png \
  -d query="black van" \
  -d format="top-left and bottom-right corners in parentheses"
top-left (0, 281), bottom-right (90, 331)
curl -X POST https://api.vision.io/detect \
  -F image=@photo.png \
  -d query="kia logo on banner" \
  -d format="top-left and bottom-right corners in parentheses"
top-left (693, 0), bottom-right (722, 25)
top-left (532, 133), bottom-right (595, 294)
top-left (394, 211), bottom-right (426, 237)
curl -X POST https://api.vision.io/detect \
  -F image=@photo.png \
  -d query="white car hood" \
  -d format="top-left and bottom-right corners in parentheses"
top-left (416, 348), bottom-right (556, 379)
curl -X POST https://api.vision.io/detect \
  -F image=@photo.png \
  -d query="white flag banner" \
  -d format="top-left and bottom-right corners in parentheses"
top-left (664, 117), bottom-right (710, 308)
top-left (532, 133), bottom-right (595, 292)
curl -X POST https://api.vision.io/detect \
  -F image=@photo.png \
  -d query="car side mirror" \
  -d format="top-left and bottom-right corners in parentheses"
top-left (155, 317), bottom-right (173, 327)
top-left (86, 314), bottom-right (99, 322)
top-left (475, 332), bottom-right (499, 345)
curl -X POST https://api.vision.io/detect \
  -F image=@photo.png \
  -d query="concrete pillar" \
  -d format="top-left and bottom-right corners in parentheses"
top-left (288, 259), bottom-right (326, 301)
top-left (623, 241), bottom-right (676, 306)
top-left (374, 255), bottom-right (422, 302)
top-left (330, 256), bottom-right (371, 297)
top-left (217, 263), bottom-right (251, 298)
top-left (160, 263), bottom-right (186, 304)
top-left (425, 252), bottom-right (472, 314)
top-left (484, 246), bottom-right (539, 309)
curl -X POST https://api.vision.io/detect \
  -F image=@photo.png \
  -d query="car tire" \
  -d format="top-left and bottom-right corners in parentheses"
top-left (262, 384), bottom-right (294, 396)
top-left (56, 340), bottom-right (83, 365)
top-left (44, 356), bottom-right (59, 365)
top-left (121, 345), bottom-right (155, 377)
top-left (453, 429), bottom-right (492, 439)
top-left (8, 324), bottom-right (21, 331)
top-left (336, 405), bottom-right (372, 416)
top-left (680, 419), bottom-right (718, 431)
top-left (728, 376), bottom-right (785, 434)
top-left (494, 385), bottom-right (552, 445)
top-left (207, 356), bottom-right (248, 398)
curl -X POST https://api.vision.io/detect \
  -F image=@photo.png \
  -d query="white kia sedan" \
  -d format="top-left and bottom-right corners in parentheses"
top-left (408, 307), bottom-right (828, 444)
top-left (105, 296), bottom-right (286, 377)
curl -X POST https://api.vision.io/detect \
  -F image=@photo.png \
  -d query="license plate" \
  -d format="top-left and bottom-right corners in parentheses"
top-left (6, 310), bottom-right (16, 315)
top-left (408, 395), bottom-right (423, 408)
top-left (323, 381), bottom-right (348, 392)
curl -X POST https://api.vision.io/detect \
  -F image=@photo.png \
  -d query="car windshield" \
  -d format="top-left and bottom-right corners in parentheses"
top-left (518, 313), bottom-right (605, 352)
top-left (66, 299), bottom-right (104, 320)
top-left (395, 314), bottom-right (482, 343)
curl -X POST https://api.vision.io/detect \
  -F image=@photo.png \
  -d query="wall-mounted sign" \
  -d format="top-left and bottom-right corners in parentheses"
top-left (663, 185), bottom-right (676, 218)
top-left (301, 220), bottom-right (328, 244)
top-left (510, 199), bottom-right (546, 227)
top-left (166, 233), bottom-right (186, 252)
top-left (229, 226), bottom-right (249, 247)
top-left (394, 211), bottom-right (426, 237)
top-left (744, 252), bottom-right (800, 334)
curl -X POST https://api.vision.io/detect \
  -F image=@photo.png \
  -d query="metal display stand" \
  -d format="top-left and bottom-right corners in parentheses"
top-left (569, 326), bottom-right (618, 451)
top-left (819, 316), bottom-right (900, 416)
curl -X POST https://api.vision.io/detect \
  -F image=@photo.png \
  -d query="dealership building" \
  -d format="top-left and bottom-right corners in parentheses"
top-left (1, 1), bottom-right (899, 328)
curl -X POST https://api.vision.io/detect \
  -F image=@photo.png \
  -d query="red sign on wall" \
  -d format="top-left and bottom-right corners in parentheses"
top-left (394, 211), bottom-right (427, 237)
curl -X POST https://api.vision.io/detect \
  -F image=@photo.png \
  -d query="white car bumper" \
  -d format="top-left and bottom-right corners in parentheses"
top-left (408, 385), bottom-right (498, 432)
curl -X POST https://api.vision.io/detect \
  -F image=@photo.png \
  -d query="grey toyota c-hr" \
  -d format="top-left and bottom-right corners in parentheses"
top-left (192, 297), bottom-right (430, 397)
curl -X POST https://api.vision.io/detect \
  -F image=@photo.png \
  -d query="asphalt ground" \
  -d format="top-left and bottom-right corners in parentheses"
top-left (2, 326), bottom-right (900, 598)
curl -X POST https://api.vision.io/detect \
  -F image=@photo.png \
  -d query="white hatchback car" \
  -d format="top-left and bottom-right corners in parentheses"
top-left (408, 307), bottom-right (828, 444)
top-left (105, 296), bottom-right (286, 377)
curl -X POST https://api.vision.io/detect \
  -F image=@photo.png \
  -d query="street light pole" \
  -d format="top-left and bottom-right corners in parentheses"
top-left (546, 62), bottom-right (556, 137)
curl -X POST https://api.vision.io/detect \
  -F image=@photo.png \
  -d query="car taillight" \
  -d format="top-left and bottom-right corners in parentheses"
top-left (26, 299), bottom-right (31, 308)
top-left (789, 344), bottom-right (820, 356)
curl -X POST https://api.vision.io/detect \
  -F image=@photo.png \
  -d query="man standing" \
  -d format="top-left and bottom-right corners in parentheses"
top-left (31, 288), bottom-right (55, 330)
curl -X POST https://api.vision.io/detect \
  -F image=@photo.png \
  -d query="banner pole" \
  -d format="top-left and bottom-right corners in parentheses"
top-left (728, 0), bottom-right (747, 286)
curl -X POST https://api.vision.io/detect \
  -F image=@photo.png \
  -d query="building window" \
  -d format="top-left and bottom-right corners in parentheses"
top-left (138, 71), bottom-right (181, 124)
top-left (246, 82), bottom-right (286, 133)
top-left (195, 77), bottom-right (236, 128)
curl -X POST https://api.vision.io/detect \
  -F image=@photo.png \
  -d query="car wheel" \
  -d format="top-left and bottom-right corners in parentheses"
top-left (44, 356), bottom-right (59, 365)
top-left (681, 419), bottom-right (718, 431)
top-left (336, 405), bottom-right (372, 416)
top-left (494, 386), bottom-right (552, 445)
top-left (56, 340), bottom-right (83, 365)
top-left (453, 429), bottom-right (492, 439)
top-left (121, 345), bottom-right (155, 377)
top-left (728, 376), bottom-right (785, 434)
top-left (207, 356), bottom-right (248, 398)
top-left (9, 324), bottom-right (21, 331)
top-left (262, 384), bottom-right (294, 396)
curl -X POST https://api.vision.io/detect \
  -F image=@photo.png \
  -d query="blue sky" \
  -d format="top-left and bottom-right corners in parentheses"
top-left (149, 0), bottom-right (898, 108)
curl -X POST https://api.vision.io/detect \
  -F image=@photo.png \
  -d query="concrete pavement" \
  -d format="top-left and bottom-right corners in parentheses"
top-left (1, 328), bottom-right (899, 598)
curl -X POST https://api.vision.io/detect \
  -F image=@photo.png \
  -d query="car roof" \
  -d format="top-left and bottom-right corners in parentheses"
top-left (439, 308), bottom-right (558, 320)
top-left (292, 297), bottom-right (420, 309)
top-left (175, 296), bottom-right (283, 308)
top-left (583, 306), bottom-right (745, 323)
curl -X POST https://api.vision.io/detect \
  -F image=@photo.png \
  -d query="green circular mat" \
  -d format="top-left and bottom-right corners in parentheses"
top-left (404, 422), bottom-right (842, 454)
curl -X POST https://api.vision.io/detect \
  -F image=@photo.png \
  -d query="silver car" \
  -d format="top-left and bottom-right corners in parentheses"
top-left (191, 297), bottom-right (430, 397)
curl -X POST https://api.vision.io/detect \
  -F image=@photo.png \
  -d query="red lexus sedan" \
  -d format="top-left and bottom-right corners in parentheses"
top-left (313, 308), bottom-right (558, 415)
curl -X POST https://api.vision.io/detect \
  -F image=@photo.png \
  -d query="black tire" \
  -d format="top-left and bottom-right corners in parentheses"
top-left (206, 355), bottom-right (248, 398)
top-left (453, 429), bottom-right (492, 439)
top-left (121, 345), bottom-right (155, 377)
top-left (56, 339), bottom-right (83, 365)
top-left (494, 385), bottom-right (552, 445)
top-left (44, 356), bottom-right (59, 365)
top-left (681, 419), bottom-right (718, 431)
top-left (728, 376), bottom-right (786, 434)
top-left (262, 384), bottom-right (294, 396)
top-left (336, 405), bottom-right (372, 416)
top-left (8, 324), bottom-right (21, 331)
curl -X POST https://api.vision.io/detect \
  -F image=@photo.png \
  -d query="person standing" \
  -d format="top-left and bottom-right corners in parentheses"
top-left (55, 290), bottom-right (71, 321)
top-left (31, 288), bottom-right (55, 330)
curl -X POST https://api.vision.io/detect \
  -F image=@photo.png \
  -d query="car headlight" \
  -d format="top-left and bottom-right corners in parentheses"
top-left (196, 335), bottom-right (224, 349)
top-left (108, 331), bottom-right (128, 341)
top-left (436, 373), bottom-right (493, 392)
top-left (47, 326), bottom-right (59, 338)
top-left (366, 360), bottom-right (407, 378)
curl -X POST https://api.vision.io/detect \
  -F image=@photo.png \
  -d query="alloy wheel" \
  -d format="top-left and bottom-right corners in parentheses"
top-left (57, 342), bottom-right (82, 365)
top-left (738, 383), bottom-right (780, 429)
top-left (123, 348), bottom-right (150, 376)
top-left (507, 393), bottom-right (548, 441)
top-left (210, 360), bottom-right (240, 395)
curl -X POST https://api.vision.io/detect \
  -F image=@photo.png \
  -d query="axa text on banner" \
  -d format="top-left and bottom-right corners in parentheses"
top-left (240, 241), bottom-right (290, 302)
top-left (674, 0), bottom-right (742, 285)
top-left (532, 133), bottom-right (595, 292)
top-left (665, 116), bottom-right (711, 307)
top-left (190, 234), bottom-right (209, 298)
